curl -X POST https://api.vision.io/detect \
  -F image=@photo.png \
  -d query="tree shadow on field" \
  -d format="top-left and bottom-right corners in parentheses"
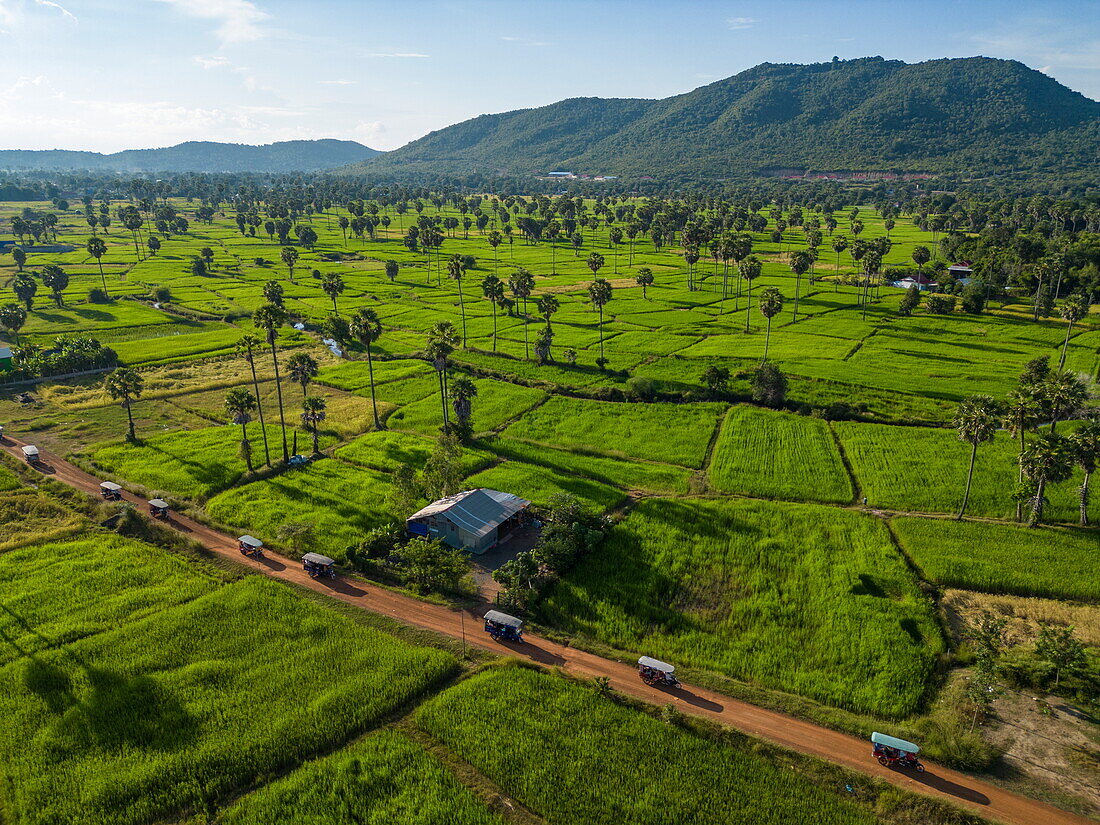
top-left (71, 307), bottom-right (116, 323)
top-left (850, 574), bottom-right (886, 597)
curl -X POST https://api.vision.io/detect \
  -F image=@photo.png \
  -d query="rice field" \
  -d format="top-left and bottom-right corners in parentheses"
top-left (219, 730), bottom-right (502, 825)
top-left (0, 533), bottom-right (221, 666)
top-left (205, 458), bottom-right (394, 558)
top-left (835, 421), bottom-right (1097, 523)
top-left (540, 497), bottom-right (944, 717)
top-left (387, 377), bottom-right (547, 436)
top-left (891, 516), bottom-right (1100, 602)
top-left (466, 458), bottom-right (626, 511)
top-left (503, 396), bottom-right (725, 468)
top-left (708, 406), bottom-right (853, 503)
top-left (416, 666), bottom-right (877, 825)
top-left (0, 577), bottom-right (457, 825)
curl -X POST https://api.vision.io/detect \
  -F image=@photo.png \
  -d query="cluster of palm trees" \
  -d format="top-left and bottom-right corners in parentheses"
top-left (955, 358), bottom-right (1098, 526)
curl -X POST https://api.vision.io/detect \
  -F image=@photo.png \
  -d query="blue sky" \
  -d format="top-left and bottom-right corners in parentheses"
top-left (1, 0), bottom-right (1098, 152)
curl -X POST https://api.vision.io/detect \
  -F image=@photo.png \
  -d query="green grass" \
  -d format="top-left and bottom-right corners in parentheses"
top-left (540, 497), bottom-right (943, 717)
top-left (416, 667), bottom-right (877, 825)
top-left (489, 437), bottom-right (693, 494)
top-left (316, 358), bottom-right (434, 393)
top-left (218, 730), bottom-right (502, 825)
top-left (709, 406), bottom-right (853, 503)
top-left (0, 533), bottom-right (221, 666)
top-left (387, 376), bottom-right (547, 436)
top-left (502, 396), bottom-right (725, 468)
top-left (0, 577), bottom-right (457, 825)
top-left (335, 430), bottom-right (493, 476)
top-left (88, 423), bottom-right (330, 501)
top-left (205, 458), bottom-right (394, 559)
top-left (834, 421), bottom-right (1097, 523)
top-left (466, 459), bottom-right (626, 512)
top-left (891, 516), bottom-right (1100, 601)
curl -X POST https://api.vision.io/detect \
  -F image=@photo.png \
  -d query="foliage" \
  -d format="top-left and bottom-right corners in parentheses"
top-left (751, 361), bottom-right (788, 408)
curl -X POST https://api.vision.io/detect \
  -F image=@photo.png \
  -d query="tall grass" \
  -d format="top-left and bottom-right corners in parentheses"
top-left (219, 730), bottom-right (502, 825)
top-left (540, 497), bottom-right (944, 717)
top-left (0, 577), bottom-right (457, 825)
top-left (417, 667), bottom-right (877, 825)
top-left (709, 406), bottom-right (852, 503)
top-left (466, 459), bottom-right (625, 512)
top-left (891, 516), bottom-right (1100, 601)
top-left (0, 533), bottom-right (220, 666)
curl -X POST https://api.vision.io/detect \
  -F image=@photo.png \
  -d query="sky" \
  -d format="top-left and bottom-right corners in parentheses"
top-left (0, 0), bottom-right (1098, 153)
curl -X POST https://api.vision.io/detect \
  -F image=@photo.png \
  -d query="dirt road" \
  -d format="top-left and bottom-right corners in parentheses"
top-left (4, 435), bottom-right (1093, 825)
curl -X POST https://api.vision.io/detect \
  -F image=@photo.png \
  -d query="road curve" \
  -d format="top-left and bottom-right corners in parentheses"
top-left (3, 435), bottom-right (1093, 825)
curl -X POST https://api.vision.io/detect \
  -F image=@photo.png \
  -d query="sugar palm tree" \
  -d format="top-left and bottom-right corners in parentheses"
top-left (0, 303), bottom-right (27, 344)
top-left (487, 230), bottom-right (503, 273)
top-left (322, 273), bottom-right (345, 313)
top-left (41, 264), bottom-right (69, 307)
top-left (104, 366), bottom-right (144, 442)
top-left (1021, 432), bottom-right (1074, 526)
top-left (287, 352), bottom-right (319, 405)
top-left (1070, 419), bottom-right (1100, 525)
top-left (758, 287), bottom-right (784, 363)
top-left (225, 387), bottom-right (258, 474)
top-left (426, 321), bottom-right (459, 429)
top-left (739, 256), bottom-right (762, 331)
top-left (252, 302), bottom-right (290, 462)
top-left (537, 294), bottom-right (559, 330)
top-left (1057, 294), bottom-right (1089, 370)
top-left (447, 254), bottom-right (468, 345)
top-left (450, 375), bottom-right (478, 432)
top-left (280, 246), bottom-right (299, 281)
top-left (1043, 371), bottom-right (1088, 433)
top-left (301, 396), bottom-right (327, 455)
top-left (508, 269), bottom-right (535, 360)
top-left (954, 395), bottom-right (1002, 519)
top-left (349, 307), bottom-right (384, 430)
top-left (831, 236), bottom-right (848, 291)
top-left (263, 280), bottom-right (284, 306)
top-left (588, 278), bottom-right (613, 365)
top-left (480, 274), bottom-right (505, 352)
top-left (635, 267), bottom-right (654, 299)
top-left (789, 249), bottom-right (813, 321)
top-left (1004, 387), bottom-right (1042, 522)
top-left (236, 334), bottom-right (271, 467)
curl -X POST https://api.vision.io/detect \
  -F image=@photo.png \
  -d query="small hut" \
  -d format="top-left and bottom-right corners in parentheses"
top-left (406, 488), bottom-right (530, 554)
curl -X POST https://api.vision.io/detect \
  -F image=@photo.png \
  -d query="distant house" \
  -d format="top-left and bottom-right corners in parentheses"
top-left (891, 273), bottom-right (936, 292)
top-left (948, 262), bottom-right (974, 280)
top-left (406, 488), bottom-right (531, 554)
top-left (547, 171), bottom-right (573, 178)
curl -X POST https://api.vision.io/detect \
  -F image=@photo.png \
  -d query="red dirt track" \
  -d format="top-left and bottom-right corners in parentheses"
top-left (4, 435), bottom-right (1093, 825)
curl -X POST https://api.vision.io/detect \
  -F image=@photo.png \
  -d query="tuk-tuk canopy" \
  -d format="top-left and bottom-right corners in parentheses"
top-left (148, 499), bottom-right (169, 509)
top-left (238, 535), bottom-right (263, 548)
top-left (871, 732), bottom-right (919, 754)
top-left (638, 656), bottom-right (675, 674)
top-left (100, 481), bottom-right (122, 492)
top-left (21, 445), bottom-right (38, 458)
top-left (484, 610), bottom-right (523, 629)
top-left (303, 552), bottom-right (335, 566)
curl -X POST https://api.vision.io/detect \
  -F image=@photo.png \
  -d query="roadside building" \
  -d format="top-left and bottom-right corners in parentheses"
top-left (406, 488), bottom-right (531, 554)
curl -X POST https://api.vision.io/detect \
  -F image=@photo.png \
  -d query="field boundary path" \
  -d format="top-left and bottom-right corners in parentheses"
top-left (2, 435), bottom-right (1093, 825)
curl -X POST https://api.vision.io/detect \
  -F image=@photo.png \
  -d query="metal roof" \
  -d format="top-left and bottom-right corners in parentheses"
top-left (484, 610), bottom-right (523, 628)
top-left (871, 731), bottom-right (920, 754)
top-left (21, 445), bottom-right (38, 456)
top-left (0, 347), bottom-right (11, 359)
top-left (100, 481), bottom-right (122, 491)
top-left (148, 499), bottom-right (169, 508)
top-left (638, 656), bottom-right (675, 673)
top-left (238, 535), bottom-right (262, 547)
top-left (407, 488), bottom-right (530, 538)
top-left (303, 552), bottom-right (335, 566)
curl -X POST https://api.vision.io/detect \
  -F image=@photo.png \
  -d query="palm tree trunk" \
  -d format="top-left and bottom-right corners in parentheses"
top-left (793, 274), bottom-right (802, 321)
top-left (958, 441), bottom-right (978, 519)
top-left (240, 421), bottom-right (253, 473)
top-left (366, 342), bottom-right (380, 430)
top-left (311, 423), bottom-right (319, 454)
top-left (523, 316), bottom-right (529, 361)
top-left (491, 304), bottom-right (497, 352)
top-left (270, 343), bottom-right (290, 462)
top-left (437, 370), bottom-right (449, 429)
top-left (598, 307), bottom-right (605, 362)
top-left (763, 318), bottom-right (772, 363)
top-left (1080, 470), bottom-right (1091, 526)
top-left (1029, 478), bottom-right (1046, 526)
top-left (97, 260), bottom-right (108, 297)
top-left (125, 401), bottom-right (135, 441)
top-left (247, 354), bottom-right (271, 467)
top-left (745, 282), bottom-right (753, 333)
top-left (457, 279), bottom-right (467, 346)
top-left (1059, 320), bottom-right (1075, 370)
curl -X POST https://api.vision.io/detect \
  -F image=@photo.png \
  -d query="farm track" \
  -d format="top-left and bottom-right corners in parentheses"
top-left (2, 437), bottom-right (1094, 825)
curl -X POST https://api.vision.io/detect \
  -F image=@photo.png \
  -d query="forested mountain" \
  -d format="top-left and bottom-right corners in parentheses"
top-left (349, 57), bottom-right (1100, 184)
top-left (0, 140), bottom-right (380, 173)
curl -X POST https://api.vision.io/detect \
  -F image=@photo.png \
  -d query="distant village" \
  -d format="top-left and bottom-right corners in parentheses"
top-left (535, 171), bottom-right (621, 182)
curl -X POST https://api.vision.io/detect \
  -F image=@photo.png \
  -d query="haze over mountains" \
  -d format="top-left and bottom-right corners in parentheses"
top-left (350, 56), bottom-right (1100, 183)
top-left (0, 140), bottom-right (379, 173)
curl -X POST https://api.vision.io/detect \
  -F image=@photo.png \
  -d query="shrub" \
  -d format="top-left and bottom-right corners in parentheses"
top-left (926, 294), bottom-right (956, 314)
top-left (152, 286), bottom-right (172, 303)
top-left (751, 361), bottom-right (787, 408)
top-left (88, 287), bottom-right (110, 303)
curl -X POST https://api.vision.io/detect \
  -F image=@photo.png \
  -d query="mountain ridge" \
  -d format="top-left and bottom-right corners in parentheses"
top-left (346, 56), bottom-right (1100, 182)
top-left (0, 139), bottom-right (380, 173)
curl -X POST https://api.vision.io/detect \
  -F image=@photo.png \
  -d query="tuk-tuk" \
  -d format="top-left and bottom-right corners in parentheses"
top-left (21, 445), bottom-right (40, 465)
top-left (100, 481), bottom-right (123, 501)
top-left (871, 732), bottom-right (924, 772)
top-left (148, 498), bottom-right (170, 520)
top-left (483, 610), bottom-right (523, 642)
top-left (638, 656), bottom-right (680, 688)
top-left (303, 552), bottom-right (336, 579)
top-left (238, 535), bottom-right (264, 557)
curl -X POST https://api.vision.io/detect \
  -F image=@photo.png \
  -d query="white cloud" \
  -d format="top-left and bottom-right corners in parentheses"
top-left (1038, 65), bottom-right (1053, 75)
top-left (318, 79), bottom-right (355, 85)
top-left (367, 52), bottom-right (429, 58)
top-left (155, 0), bottom-right (269, 44)
top-left (726, 16), bottom-right (758, 30)
top-left (34, 0), bottom-right (75, 22)
top-left (194, 54), bottom-right (230, 69)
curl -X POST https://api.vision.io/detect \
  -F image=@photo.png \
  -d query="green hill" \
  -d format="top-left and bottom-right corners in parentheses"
top-left (0, 139), bottom-right (381, 173)
top-left (350, 56), bottom-right (1100, 182)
